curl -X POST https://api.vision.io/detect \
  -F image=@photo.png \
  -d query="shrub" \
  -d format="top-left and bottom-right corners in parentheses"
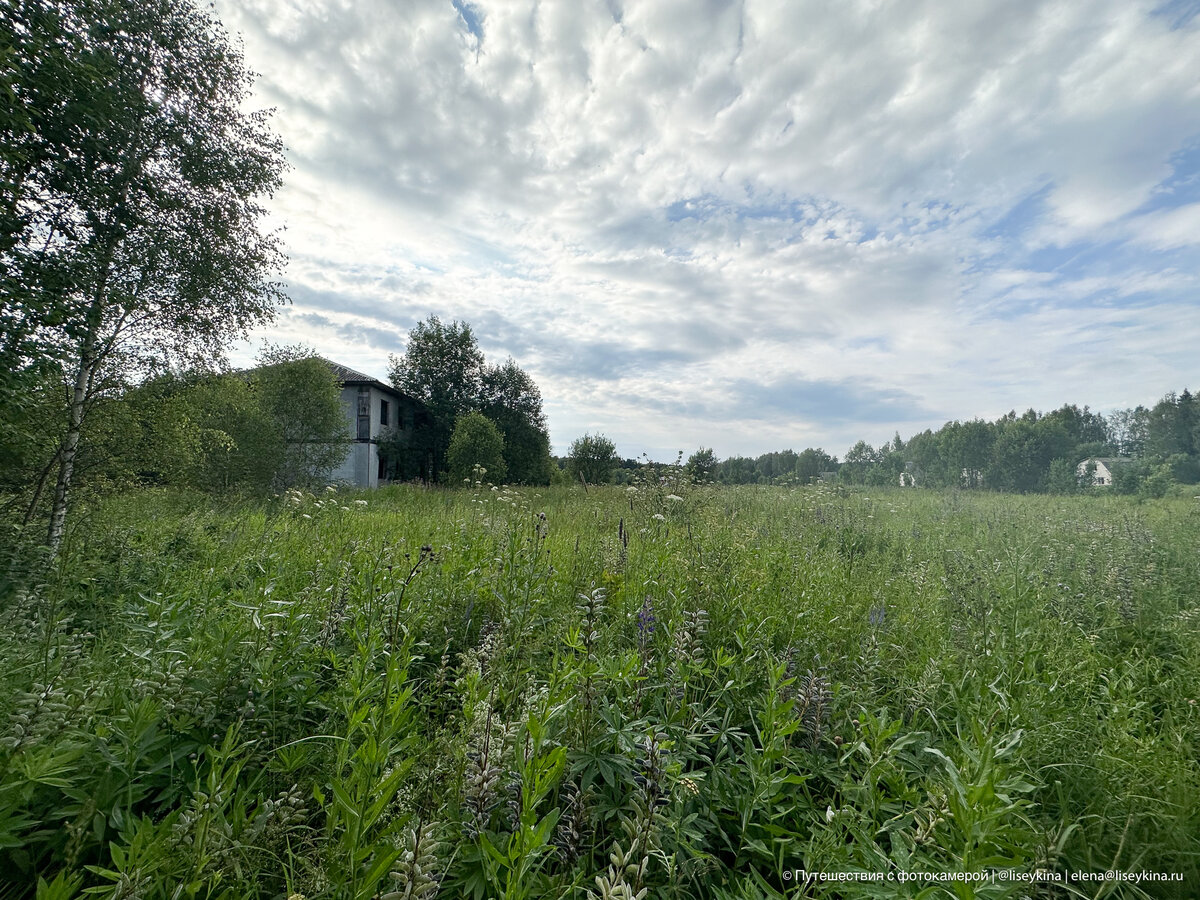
top-left (447, 412), bottom-right (506, 484)
top-left (566, 433), bottom-right (616, 486)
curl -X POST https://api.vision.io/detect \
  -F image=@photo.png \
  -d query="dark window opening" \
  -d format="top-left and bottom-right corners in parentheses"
top-left (380, 399), bottom-right (389, 426)
top-left (356, 388), bottom-right (370, 440)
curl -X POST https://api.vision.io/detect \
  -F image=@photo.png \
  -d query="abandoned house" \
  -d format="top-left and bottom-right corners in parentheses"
top-left (322, 359), bottom-right (432, 488)
top-left (1076, 457), bottom-right (1130, 487)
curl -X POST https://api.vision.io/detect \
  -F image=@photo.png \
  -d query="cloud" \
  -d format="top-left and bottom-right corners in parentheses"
top-left (1129, 202), bottom-right (1200, 249)
top-left (215, 0), bottom-right (1200, 458)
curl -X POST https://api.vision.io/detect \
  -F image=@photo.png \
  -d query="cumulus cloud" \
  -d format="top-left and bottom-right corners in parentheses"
top-left (216, 0), bottom-right (1200, 458)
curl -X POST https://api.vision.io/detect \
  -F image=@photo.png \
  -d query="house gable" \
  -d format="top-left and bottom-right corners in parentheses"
top-left (1076, 456), bottom-right (1132, 487)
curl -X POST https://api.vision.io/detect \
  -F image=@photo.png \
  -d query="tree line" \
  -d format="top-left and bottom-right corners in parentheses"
top-left (563, 391), bottom-right (1198, 497)
top-left (833, 392), bottom-right (1198, 496)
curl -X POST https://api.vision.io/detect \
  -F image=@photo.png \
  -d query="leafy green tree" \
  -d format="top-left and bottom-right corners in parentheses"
top-left (480, 358), bottom-right (552, 484)
top-left (447, 411), bottom-right (506, 484)
top-left (714, 455), bottom-right (756, 484)
top-left (1139, 463), bottom-right (1173, 499)
top-left (686, 447), bottom-right (717, 482)
top-left (567, 433), bottom-right (616, 486)
top-left (940, 420), bottom-right (993, 488)
top-left (1147, 390), bottom-right (1198, 467)
top-left (251, 347), bottom-right (349, 490)
top-left (902, 429), bottom-right (943, 486)
top-left (1046, 457), bottom-right (1079, 494)
top-left (1106, 406), bottom-right (1149, 458)
top-left (1, 0), bottom-right (287, 553)
top-left (92, 350), bottom-right (345, 494)
top-left (389, 320), bottom-right (553, 484)
top-left (389, 317), bottom-right (486, 476)
top-left (794, 448), bottom-right (834, 483)
top-left (989, 414), bottom-right (1072, 493)
top-left (840, 440), bottom-right (880, 485)
top-left (1111, 459), bottom-right (1148, 494)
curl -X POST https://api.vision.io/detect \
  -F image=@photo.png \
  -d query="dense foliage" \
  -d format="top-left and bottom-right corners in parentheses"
top-left (389, 318), bottom-right (552, 483)
top-left (448, 411), bottom-right (507, 485)
top-left (3, 481), bottom-right (1197, 897)
top-left (2, 353), bottom-right (346, 506)
top-left (567, 433), bottom-right (618, 486)
top-left (713, 448), bottom-right (838, 486)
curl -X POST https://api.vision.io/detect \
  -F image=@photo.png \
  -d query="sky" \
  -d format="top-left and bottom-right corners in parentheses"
top-left (214, 0), bottom-right (1200, 461)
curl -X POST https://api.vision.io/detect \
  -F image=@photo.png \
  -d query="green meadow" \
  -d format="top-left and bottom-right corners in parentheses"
top-left (4, 481), bottom-right (1199, 898)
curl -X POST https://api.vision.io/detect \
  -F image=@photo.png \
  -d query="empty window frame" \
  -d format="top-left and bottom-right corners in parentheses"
top-left (357, 387), bottom-right (370, 440)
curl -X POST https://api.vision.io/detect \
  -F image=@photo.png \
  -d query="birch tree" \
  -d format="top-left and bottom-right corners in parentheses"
top-left (0, 0), bottom-right (287, 553)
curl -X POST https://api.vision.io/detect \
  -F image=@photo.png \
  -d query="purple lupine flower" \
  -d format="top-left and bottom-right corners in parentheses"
top-left (637, 594), bottom-right (656, 648)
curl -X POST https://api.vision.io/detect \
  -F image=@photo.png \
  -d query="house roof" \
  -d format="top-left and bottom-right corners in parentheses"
top-left (320, 358), bottom-right (413, 400)
top-left (1080, 457), bottom-right (1132, 467)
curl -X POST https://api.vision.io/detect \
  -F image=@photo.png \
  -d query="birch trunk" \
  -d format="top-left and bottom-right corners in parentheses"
top-left (45, 252), bottom-right (110, 557)
top-left (45, 331), bottom-right (96, 556)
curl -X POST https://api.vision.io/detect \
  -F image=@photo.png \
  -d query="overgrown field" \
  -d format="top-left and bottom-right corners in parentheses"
top-left (3, 482), bottom-right (1199, 898)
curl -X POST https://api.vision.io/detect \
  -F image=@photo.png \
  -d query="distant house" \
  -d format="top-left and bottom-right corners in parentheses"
top-left (322, 359), bottom-right (431, 488)
top-left (1076, 457), bottom-right (1130, 487)
top-left (899, 461), bottom-right (920, 487)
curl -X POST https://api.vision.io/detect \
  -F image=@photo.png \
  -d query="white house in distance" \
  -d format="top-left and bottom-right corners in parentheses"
top-left (323, 360), bottom-right (429, 488)
top-left (1076, 457), bottom-right (1130, 487)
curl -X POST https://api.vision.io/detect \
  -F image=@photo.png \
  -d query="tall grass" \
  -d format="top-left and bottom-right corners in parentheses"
top-left (2, 482), bottom-right (1198, 897)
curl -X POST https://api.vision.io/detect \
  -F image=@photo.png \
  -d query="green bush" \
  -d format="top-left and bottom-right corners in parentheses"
top-left (566, 432), bottom-right (616, 486)
top-left (447, 411), bottom-right (507, 484)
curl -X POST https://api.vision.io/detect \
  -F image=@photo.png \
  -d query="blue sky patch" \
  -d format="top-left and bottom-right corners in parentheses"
top-left (451, 0), bottom-right (484, 41)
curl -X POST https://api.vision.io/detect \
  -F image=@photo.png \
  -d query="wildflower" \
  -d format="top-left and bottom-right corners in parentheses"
top-left (633, 733), bottom-right (668, 809)
top-left (796, 668), bottom-right (832, 746)
top-left (671, 608), bottom-right (708, 667)
top-left (666, 494), bottom-right (683, 502)
top-left (637, 595), bottom-right (656, 649)
top-left (554, 782), bottom-right (588, 863)
top-left (384, 820), bottom-right (441, 900)
top-left (651, 513), bottom-right (665, 521)
top-left (868, 604), bottom-right (886, 628)
top-left (354, 499), bottom-right (367, 506)
top-left (463, 727), bottom-right (503, 838)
